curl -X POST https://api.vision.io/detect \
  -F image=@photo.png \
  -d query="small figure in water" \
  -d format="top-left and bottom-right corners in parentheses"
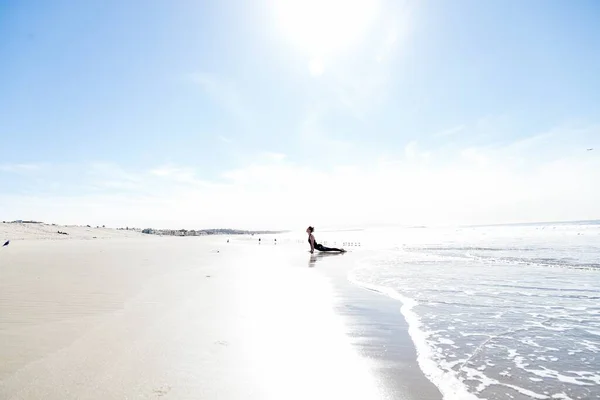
top-left (306, 226), bottom-right (345, 254)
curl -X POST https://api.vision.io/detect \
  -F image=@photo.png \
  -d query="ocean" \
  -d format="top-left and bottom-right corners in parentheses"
top-left (333, 222), bottom-right (600, 400)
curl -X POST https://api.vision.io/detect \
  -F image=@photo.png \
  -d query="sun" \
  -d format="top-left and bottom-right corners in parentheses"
top-left (271, 0), bottom-right (381, 71)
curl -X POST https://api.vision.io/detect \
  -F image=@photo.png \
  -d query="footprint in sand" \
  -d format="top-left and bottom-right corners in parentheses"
top-left (153, 385), bottom-right (171, 397)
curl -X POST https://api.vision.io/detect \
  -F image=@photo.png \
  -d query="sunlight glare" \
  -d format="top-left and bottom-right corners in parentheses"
top-left (272, 0), bottom-right (381, 61)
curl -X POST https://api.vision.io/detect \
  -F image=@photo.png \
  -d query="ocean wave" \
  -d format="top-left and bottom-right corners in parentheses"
top-left (348, 239), bottom-right (600, 400)
top-left (348, 265), bottom-right (482, 400)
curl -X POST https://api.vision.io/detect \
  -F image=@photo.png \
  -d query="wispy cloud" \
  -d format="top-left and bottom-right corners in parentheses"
top-left (263, 152), bottom-right (286, 162)
top-left (456, 124), bottom-right (598, 165)
top-left (2, 124), bottom-right (599, 229)
top-left (0, 163), bottom-right (42, 173)
top-left (298, 107), bottom-right (353, 149)
top-left (218, 135), bottom-right (233, 144)
top-left (150, 165), bottom-right (200, 185)
top-left (190, 72), bottom-right (249, 120)
top-left (460, 147), bottom-right (490, 166)
top-left (85, 163), bottom-right (144, 192)
top-left (404, 140), bottom-right (431, 163)
top-left (88, 163), bottom-right (140, 182)
top-left (434, 124), bottom-right (466, 138)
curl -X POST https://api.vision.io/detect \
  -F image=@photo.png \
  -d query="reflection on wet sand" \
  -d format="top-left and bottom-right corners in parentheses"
top-left (308, 251), bottom-right (346, 268)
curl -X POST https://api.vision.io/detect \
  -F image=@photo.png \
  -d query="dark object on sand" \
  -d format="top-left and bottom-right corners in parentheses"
top-left (3, 240), bottom-right (9, 247)
top-left (57, 231), bottom-right (69, 235)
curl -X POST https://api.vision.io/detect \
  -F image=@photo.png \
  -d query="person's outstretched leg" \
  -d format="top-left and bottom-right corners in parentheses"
top-left (316, 244), bottom-right (345, 252)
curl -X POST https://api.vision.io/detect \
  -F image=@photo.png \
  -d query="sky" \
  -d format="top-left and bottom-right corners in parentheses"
top-left (1, 0), bottom-right (599, 230)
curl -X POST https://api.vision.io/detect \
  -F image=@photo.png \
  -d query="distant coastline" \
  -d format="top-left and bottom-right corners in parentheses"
top-left (139, 228), bottom-right (284, 236)
top-left (1, 220), bottom-right (284, 238)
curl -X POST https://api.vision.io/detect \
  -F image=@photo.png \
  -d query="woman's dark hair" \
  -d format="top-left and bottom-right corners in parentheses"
top-left (308, 226), bottom-right (314, 233)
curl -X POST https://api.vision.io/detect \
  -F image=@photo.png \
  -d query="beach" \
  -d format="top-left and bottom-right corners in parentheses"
top-left (4, 222), bottom-right (596, 400)
top-left (0, 227), bottom-right (440, 400)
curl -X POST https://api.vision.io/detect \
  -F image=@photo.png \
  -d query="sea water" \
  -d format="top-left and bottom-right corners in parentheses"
top-left (345, 222), bottom-right (600, 400)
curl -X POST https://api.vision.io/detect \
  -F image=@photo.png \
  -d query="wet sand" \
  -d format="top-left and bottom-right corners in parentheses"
top-left (0, 238), bottom-right (441, 399)
top-left (310, 251), bottom-right (442, 400)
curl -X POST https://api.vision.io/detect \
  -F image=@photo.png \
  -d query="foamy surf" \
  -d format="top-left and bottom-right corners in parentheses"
top-left (342, 223), bottom-right (600, 400)
top-left (348, 265), bottom-right (482, 400)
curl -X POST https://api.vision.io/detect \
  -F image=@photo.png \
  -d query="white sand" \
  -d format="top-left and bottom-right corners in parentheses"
top-left (0, 238), bottom-right (393, 399)
top-left (1, 222), bottom-right (144, 241)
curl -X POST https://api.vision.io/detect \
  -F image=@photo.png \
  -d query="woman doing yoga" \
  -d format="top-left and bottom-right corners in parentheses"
top-left (306, 226), bottom-right (345, 254)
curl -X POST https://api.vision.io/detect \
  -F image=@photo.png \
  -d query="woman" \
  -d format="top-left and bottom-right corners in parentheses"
top-left (306, 226), bottom-right (345, 253)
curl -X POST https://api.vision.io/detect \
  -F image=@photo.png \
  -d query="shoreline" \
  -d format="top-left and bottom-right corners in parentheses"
top-left (310, 250), bottom-right (443, 400)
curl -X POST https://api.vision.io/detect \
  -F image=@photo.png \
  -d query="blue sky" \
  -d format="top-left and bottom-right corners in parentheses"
top-left (1, 0), bottom-right (599, 229)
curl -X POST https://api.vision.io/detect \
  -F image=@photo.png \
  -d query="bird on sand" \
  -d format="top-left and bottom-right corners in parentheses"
top-left (3, 240), bottom-right (9, 247)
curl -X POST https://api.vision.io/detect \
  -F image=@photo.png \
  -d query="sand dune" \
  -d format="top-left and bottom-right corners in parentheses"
top-left (0, 222), bottom-right (144, 241)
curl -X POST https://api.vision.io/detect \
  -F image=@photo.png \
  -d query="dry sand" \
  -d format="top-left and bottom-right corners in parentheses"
top-left (0, 233), bottom-right (441, 400)
top-left (1, 222), bottom-right (144, 241)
